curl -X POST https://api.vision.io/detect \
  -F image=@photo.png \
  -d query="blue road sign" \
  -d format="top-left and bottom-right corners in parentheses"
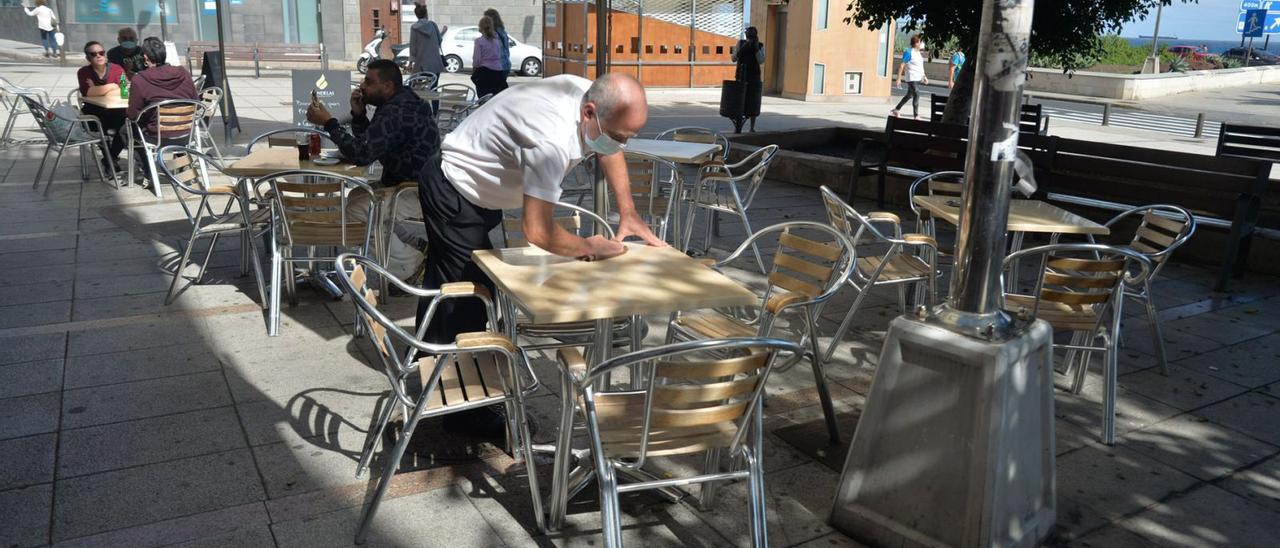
top-left (1238, 8), bottom-right (1279, 35)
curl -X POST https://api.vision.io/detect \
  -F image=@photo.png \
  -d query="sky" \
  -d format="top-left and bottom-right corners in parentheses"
top-left (1119, 0), bottom-right (1257, 41)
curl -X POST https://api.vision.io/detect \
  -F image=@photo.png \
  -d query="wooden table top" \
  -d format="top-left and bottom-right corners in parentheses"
top-left (473, 243), bottom-right (758, 324)
top-left (223, 146), bottom-right (367, 179)
top-left (913, 196), bottom-right (1110, 235)
top-left (625, 138), bottom-right (721, 164)
top-left (80, 94), bottom-right (129, 109)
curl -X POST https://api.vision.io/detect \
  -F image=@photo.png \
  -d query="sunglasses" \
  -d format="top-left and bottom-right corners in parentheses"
top-left (87, 51), bottom-right (106, 57)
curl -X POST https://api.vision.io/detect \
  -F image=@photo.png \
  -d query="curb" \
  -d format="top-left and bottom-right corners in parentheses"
top-left (0, 48), bottom-right (61, 64)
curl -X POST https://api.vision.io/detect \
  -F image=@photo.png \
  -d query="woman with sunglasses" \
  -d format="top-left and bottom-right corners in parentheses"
top-left (78, 41), bottom-right (128, 178)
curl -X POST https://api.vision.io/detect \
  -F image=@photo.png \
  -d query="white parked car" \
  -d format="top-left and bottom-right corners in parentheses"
top-left (441, 25), bottom-right (543, 77)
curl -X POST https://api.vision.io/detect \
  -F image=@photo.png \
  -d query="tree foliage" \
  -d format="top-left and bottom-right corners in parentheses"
top-left (844, 0), bottom-right (1192, 73)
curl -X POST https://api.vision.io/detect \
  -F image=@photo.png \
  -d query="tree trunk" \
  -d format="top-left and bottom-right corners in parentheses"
top-left (941, 46), bottom-right (979, 125)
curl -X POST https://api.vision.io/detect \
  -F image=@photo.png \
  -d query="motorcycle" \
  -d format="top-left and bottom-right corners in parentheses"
top-left (357, 27), bottom-right (412, 74)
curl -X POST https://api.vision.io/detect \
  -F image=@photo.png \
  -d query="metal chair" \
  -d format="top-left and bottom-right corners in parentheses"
top-left (245, 126), bottom-right (333, 153)
top-left (1002, 243), bottom-right (1153, 445)
top-left (656, 126), bottom-right (731, 162)
top-left (559, 337), bottom-right (802, 548)
top-left (906, 170), bottom-right (965, 260)
top-left (1081, 205), bottom-right (1195, 378)
top-left (1, 78), bottom-right (49, 147)
top-left (682, 144), bottom-right (780, 273)
top-left (334, 253), bottom-right (543, 544)
top-left (156, 145), bottom-right (269, 305)
top-left (499, 202), bottom-right (645, 353)
top-left (19, 94), bottom-right (114, 195)
top-left (667, 221), bottom-right (856, 443)
top-left (404, 72), bottom-right (438, 90)
top-left (260, 170), bottom-right (376, 336)
top-left (819, 186), bottom-right (940, 364)
top-left (602, 151), bottom-right (682, 243)
top-left (125, 99), bottom-right (208, 198)
top-left (195, 86), bottom-right (225, 161)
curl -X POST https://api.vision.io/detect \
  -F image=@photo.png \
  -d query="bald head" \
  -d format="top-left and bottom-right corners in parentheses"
top-left (582, 73), bottom-right (648, 142)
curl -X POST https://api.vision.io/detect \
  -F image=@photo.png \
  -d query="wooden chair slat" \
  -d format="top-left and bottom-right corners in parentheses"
top-left (651, 401), bottom-right (749, 428)
top-left (1046, 256), bottom-right (1127, 272)
top-left (1040, 288), bottom-right (1112, 305)
top-left (473, 352), bottom-right (506, 399)
top-left (773, 252), bottom-right (834, 284)
top-left (421, 356), bottom-right (445, 409)
top-left (602, 428), bottom-right (737, 457)
top-left (653, 377), bottom-right (758, 406)
top-left (454, 352), bottom-right (487, 402)
top-left (350, 265), bottom-right (367, 290)
top-left (1130, 240), bottom-right (1161, 255)
top-left (368, 316), bottom-right (389, 357)
top-left (654, 351), bottom-right (769, 379)
top-left (778, 231), bottom-right (843, 261)
top-left (1141, 212), bottom-right (1188, 234)
top-left (276, 181), bottom-right (343, 194)
top-left (1134, 226), bottom-right (1177, 248)
top-left (1043, 271), bottom-right (1118, 289)
top-left (769, 271), bottom-right (823, 298)
top-left (435, 359), bottom-right (466, 407)
top-left (287, 223), bottom-right (368, 246)
top-left (286, 210), bottom-right (343, 223)
top-left (283, 196), bottom-right (343, 207)
top-left (361, 287), bottom-right (378, 308)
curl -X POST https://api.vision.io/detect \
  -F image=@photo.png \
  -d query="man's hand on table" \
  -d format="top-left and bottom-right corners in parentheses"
top-left (614, 211), bottom-right (668, 248)
top-left (578, 235), bottom-right (626, 262)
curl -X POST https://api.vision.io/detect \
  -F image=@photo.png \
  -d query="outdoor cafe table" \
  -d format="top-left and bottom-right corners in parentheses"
top-left (912, 195), bottom-right (1110, 289)
top-left (79, 94), bottom-right (129, 110)
top-left (621, 138), bottom-right (722, 249)
top-left (471, 242), bottom-right (758, 528)
top-left (222, 145), bottom-right (368, 179)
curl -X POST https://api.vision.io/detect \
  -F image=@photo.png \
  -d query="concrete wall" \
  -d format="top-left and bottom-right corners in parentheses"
top-left (898, 58), bottom-right (1280, 100)
top-left (0, 6), bottom-right (43, 45)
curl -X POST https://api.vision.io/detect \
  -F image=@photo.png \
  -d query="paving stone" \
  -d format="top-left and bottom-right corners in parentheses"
top-left (0, 392), bottom-right (61, 441)
top-left (0, 234), bottom-right (77, 254)
top-left (51, 502), bottom-right (271, 548)
top-left (0, 247), bottom-right (76, 268)
top-left (1217, 454), bottom-right (1280, 515)
top-left (0, 433), bottom-right (55, 490)
top-left (0, 263), bottom-right (76, 287)
top-left (1121, 324), bottom-right (1226, 361)
top-left (792, 533), bottom-right (868, 547)
top-left (52, 449), bottom-right (265, 542)
top-left (1175, 332), bottom-right (1280, 389)
top-left (1074, 524), bottom-right (1162, 547)
top-left (58, 407), bottom-right (246, 478)
top-left (0, 332), bottom-right (65, 367)
top-left (0, 279), bottom-right (72, 305)
top-left (1195, 391), bottom-right (1280, 446)
top-left (251, 427), bottom-right (374, 499)
top-left (271, 485), bottom-right (508, 548)
top-left (165, 524), bottom-right (276, 548)
top-left (0, 299), bottom-right (71, 329)
top-left (0, 358), bottom-right (62, 399)
top-left (1118, 365), bottom-right (1249, 412)
top-left (1163, 310), bottom-right (1279, 346)
top-left (222, 343), bottom-right (382, 405)
top-left (66, 316), bottom-right (210, 357)
top-left (692, 462), bottom-right (835, 547)
top-left (73, 272), bottom-right (173, 300)
top-left (1054, 444), bottom-right (1201, 535)
top-left (63, 343), bottom-right (222, 390)
top-left (0, 483), bottom-right (52, 548)
top-left (60, 371), bottom-right (232, 429)
top-left (1054, 380), bottom-right (1182, 442)
top-left (1116, 484), bottom-right (1280, 547)
top-left (235, 386), bottom-right (388, 447)
top-left (1122, 413), bottom-right (1279, 481)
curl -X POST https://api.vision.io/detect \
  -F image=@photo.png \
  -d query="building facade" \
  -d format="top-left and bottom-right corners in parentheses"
top-left (753, 0), bottom-right (894, 101)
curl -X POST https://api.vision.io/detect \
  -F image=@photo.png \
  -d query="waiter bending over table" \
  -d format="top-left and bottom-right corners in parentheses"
top-left (418, 73), bottom-right (665, 343)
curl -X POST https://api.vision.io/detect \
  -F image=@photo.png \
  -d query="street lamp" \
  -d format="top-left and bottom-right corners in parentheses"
top-left (1143, 3), bottom-right (1164, 74)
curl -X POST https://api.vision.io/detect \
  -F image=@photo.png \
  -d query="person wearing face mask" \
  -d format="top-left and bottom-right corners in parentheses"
top-left (107, 27), bottom-right (146, 78)
top-left (418, 73), bottom-right (663, 345)
top-left (306, 59), bottom-right (436, 281)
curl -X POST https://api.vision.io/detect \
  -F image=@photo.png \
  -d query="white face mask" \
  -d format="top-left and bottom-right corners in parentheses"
top-left (583, 111), bottom-right (624, 155)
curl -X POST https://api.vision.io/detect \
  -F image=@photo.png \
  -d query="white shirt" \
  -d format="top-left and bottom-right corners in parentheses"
top-left (441, 75), bottom-right (589, 210)
top-left (25, 5), bottom-right (56, 31)
top-left (903, 48), bottom-right (925, 82)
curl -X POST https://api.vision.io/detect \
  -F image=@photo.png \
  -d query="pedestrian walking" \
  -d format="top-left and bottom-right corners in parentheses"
top-left (471, 16), bottom-right (508, 98)
top-left (731, 26), bottom-right (765, 133)
top-left (484, 8), bottom-right (512, 76)
top-left (409, 4), bottom-right (445, 76)
top-left (948, 49), bottom-right (966, 89)
top-left (891, 35), bottom-right (928, 119)
top-left (23, 0), bottom-right (60, 58)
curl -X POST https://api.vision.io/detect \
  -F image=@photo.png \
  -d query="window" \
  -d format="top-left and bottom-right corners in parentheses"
top-left (74, 0), bottom-right (178, 24)
top-left (813, 64), bottom-right (826, 95)
top-left (844, 72), bottom-right (863, 94)
top-left (646, 45), bottom-right (654, 54)
top-left (876, 26), bottom-right (890, 77)
top-left (674, 45), bottom-right (683, 54)
top-left (817, 0), bottom-right (829, 29)
top-left (703, 46), bottom-right (710, 55)
top-left (660, 45), bottom-right (668, 54)
top-left (716, 46), bottom-right (724, 55)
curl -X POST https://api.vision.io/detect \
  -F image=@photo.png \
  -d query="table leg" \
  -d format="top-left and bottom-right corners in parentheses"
top-left (546, 365), bottom-right (579, 531)
top-left (1006, 231), bottom-right (1026, 292)
top-left (238, 183), bottom-right (268, 308)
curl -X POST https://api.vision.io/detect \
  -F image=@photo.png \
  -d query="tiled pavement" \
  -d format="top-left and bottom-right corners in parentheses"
top-left (3, 66), bottom-right (1280, 547)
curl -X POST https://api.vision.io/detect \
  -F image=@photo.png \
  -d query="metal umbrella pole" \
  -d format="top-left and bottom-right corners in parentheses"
top-left (215, 0), bottom-right (234, 146)
top-left (829, 0), bottom-right (1057, 546)
top-left (592, 0), bottom-right (611, 236)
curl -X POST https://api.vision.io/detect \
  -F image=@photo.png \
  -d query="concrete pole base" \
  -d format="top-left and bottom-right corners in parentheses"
top-left (829, 314), bottom-right (1056, 548)
top-left (1142, 56), bottom-right (1162, 74)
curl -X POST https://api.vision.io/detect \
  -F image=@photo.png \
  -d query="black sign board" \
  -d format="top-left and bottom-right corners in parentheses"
top-left (200, 51), bottom-right (240, 134)
top-left (292, 70), bottom-right (352, 124)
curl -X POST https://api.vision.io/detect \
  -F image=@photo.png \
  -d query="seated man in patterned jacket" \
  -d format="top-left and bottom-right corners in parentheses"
top-left (306, 59), bottom-right (437, 280)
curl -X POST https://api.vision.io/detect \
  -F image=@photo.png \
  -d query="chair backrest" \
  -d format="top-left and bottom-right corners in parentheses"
top-left (138, 99), bottom-right (206, 142)
top-left (581, 337), bottom-right (802, 466)
top-left (610, 151), bottom-right (679, 240)
top-left (1003, 243), bottom-right (1153, 320)
top-left (728, 144), bottom-right (779, 207)
top-left (18, 94), bottom-right (60, 143)
top-left (157, 145), bottom-right (221, 194)
top-left (1107, 204), bottom-right (1196, 276)
top-left (437, 83), bottom-right (476, 102)
top-left (720, 221), bottom-right (853, 314)
top-left (405, 72), bottom-right (438, 90)
top-left (246, 126), bottom-right (331, 152)
top-left (501, 202), bottom-right (614, 248)
top-left (1216, 123), bottom-right (1280, 164)
top-left (199, 87), bottom-right (222, 120)
top-left (656, 126), bottom-right (730, 161)
top-left (262, 170), bottom-right (375, 248)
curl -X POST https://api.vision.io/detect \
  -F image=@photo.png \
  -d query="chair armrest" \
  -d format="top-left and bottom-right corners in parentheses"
top-left (901, 233), bottom-right (938, 249)
top-left (697, 258), bottom-right (718, 268)
top-left (556, 347), bottom-right (587, 379)
top-left (456, 331), bottom-right (517, 353)
top-left (441, 281), bottom-right (491, 300)
top-left (867, 211), bottom-right (901, 225)
top-left (765, 292), bottom-right (807, 315)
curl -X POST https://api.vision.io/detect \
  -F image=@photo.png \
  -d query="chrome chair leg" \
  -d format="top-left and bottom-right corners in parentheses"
top-left (165, 226), bottom-right (203, 305)
top-left (512, 378), bottom-right (547, 533)
top-left (32, 145), bottom-right (51, 187)
top-left (698, 447), bottom-right (723, 510)
top-left (268, 227), bottom-right (282, 337)
top-left (1141, 282), bottom-right (1169, 375)
top-left (356, 392), bottom-right (399, 478)
top-left (1069, 331), bottom-right (1093, 395)
top-left (736, 209), bottom-right (767, 274)
top-left (822, 280), bottom-right (871, 364)
top-left (43, 147), bottom-right (67, 196)
top-left (1101, 332), bottom-right (1117, 445)
top-left (804, 310), bottom-right (840, 444)
top-left (354, 400), bottom-right (428, 545)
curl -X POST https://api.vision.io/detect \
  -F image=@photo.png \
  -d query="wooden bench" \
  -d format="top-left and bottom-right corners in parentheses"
top-left (929, 93), bottom-right (1049, 135)
top-left (187, 42), bottom-right (324, 78)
